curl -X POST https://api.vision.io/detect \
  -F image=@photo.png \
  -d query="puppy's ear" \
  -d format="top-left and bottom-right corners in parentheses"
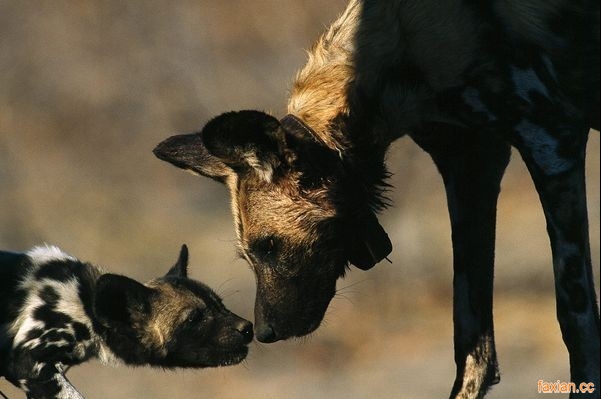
top-left (165, 244), bottom-right (189, 279)
top-left (346, 212), bottom-right (392, 270)
top-left (154, 132), bottom-right (233, 183)
top-left (94, 274), bottom-right (154, 327)
top-left (200, 110), bottom-right (286, 182)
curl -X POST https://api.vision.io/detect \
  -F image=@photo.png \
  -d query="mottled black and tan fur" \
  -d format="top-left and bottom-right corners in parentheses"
top-left (0, 245), bottom-right (253, 399)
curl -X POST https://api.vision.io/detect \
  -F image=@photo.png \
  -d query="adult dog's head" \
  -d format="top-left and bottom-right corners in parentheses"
top-left (154, 110), bottom-right (391, 342)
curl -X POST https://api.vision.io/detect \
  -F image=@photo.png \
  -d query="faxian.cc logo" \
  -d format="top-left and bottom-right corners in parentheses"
top-left (538, 380), bottom-right (596, 394)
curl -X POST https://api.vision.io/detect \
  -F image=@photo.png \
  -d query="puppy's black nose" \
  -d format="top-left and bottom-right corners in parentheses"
top-left (256, 323), bottom-right (278, 343)
top-left (235, 320), bottom-right (254, 344)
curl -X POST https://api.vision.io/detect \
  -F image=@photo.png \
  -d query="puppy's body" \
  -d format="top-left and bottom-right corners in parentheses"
top-left (0, 245), bottom-right (252, 399)
top-left (1, 247), bottom-right (107, 397)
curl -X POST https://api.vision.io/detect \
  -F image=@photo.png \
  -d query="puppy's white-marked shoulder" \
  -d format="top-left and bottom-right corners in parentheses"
top-left (26, 245), bottom-right (77, 265)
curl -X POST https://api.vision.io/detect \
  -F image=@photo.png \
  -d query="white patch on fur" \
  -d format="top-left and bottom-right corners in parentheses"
top-left (55, 373), bottom-right (85, 399)
top-left (243, 152), bottom-right (274, 182)
top-left (18, 379), bottom-right (28, 391)
top-left (228, 175), bottom-right (243, 243)
top-left (10, 272), bottom-right (100, 363)
top-left (97, 341), bottom-right (121, 366)
top-left (459, 353), bottom-right (487, 396)
top-left (52, 278), bottom-right (88, 322)
top-left (53, 339), bottom-right (71, 348)
top-left (26, 245), bottom-right (77, 266)
top-left (515, 120), bottom-right (573, 174)
top-left (11, 293), bottom-right (46, 346)
top-left (22, 337), bottom-right (42, 350)
top-left (32, 362), bottom-right (45, 376)
top-left (185, 169), bottom-right (201, 177)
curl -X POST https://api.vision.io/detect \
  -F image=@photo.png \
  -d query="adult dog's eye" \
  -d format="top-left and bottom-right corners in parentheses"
top-left (187, 309), bottom-right (204, 324)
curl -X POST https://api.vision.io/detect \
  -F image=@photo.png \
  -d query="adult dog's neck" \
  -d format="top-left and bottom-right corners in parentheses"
top-left (287, 0), bottom-right (361, 154)
top-left (287, 0), bottom-right (391, 211)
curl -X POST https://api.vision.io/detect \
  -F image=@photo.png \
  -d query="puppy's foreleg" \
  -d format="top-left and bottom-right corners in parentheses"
top-left (22, 364), bottom-right (84, 399)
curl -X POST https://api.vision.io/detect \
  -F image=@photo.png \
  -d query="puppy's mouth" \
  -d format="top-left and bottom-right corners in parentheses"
top-left (210, 345), bottom-right (249, 367)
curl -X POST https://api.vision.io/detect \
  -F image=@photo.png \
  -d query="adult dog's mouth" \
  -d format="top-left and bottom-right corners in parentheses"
top-left (256, 310), bottom-right (326, 343)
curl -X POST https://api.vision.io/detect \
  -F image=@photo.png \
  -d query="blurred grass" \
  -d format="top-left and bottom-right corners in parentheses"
top-left (0, 1), bottom-right (598, 398)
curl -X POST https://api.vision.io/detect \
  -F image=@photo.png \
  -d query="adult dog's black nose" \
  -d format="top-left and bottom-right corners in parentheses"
top-left (235, 320), bottom-right (254, 344)
top-left (256, 323), bottom-right (278, 343)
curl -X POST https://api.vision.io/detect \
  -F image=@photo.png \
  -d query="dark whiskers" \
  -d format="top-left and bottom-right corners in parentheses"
top-left (215, 278), bottom-right (236, 298)
top-left (334, 278), bottom-right (371, 304)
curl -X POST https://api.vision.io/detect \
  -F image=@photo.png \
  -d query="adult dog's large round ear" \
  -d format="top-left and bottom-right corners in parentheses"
top-left (153, 131), bottom-right (234, 183)
top-left (201, 110), bottom-right (286, 182)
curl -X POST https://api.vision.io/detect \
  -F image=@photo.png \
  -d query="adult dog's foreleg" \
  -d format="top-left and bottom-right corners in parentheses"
top-left (415, 129), bottom-right (511, 399)
top-left (515, 124), bottom-right (600, 398)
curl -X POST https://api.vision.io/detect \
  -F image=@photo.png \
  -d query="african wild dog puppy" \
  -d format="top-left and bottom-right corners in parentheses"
top-left (0, 245), bottom-right (253, 399)
top-left (154, 1), bottom-right (599, 398)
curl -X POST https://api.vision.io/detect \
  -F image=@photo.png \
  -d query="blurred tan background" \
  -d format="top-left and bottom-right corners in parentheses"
top-left (0, 1), bottom-right (598, 398)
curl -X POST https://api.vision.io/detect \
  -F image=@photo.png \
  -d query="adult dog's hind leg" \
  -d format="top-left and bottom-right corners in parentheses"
top-left (514, 124), bottom-right (600, 397)
top-left (414, 128), bottom-right (511, 399)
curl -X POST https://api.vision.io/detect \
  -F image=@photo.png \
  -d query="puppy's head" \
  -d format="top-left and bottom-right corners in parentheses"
top-left (154, 111), bottom-right (392, 342)
top-left (94, 245), bottom-right (253, 368)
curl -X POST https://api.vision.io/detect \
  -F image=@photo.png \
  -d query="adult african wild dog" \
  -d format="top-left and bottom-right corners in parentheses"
top-left (0, 245), bottom-right (253, 399)
top-left (154, 0), bottom-right (600, 398)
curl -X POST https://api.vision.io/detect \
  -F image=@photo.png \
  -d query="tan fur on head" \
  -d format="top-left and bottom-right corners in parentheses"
top-left (234, 174), bottom-right (337, 254)
top-left (141, 280), bottom-right (204, 354)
